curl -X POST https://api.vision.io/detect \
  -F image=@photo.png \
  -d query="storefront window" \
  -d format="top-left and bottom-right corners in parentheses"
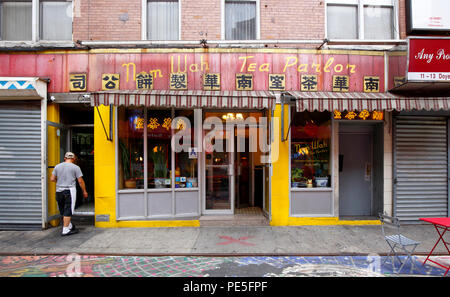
top-left (291, 111), bottom-right (331, 188)
top-left (174, 110), bottom-right (198, 188)
top-left (147, 109), bottom-right (172, 188)
top-left (118, 107), bottom-right (198, 191)
top-left (118, 107), bottom-right (144, 189)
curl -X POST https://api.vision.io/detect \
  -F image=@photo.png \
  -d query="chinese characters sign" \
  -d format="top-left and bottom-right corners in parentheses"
top-left (333, 110), bottom-right (384, 121)
top-left (0, 50), bottom-right (387, 93)
top-left (102, 74), bottom-right (120, 90)
top-left (69, 74), bottom-right (87, 91)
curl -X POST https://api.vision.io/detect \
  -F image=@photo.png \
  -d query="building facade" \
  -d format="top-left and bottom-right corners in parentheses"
top-left (0, 0), bottom-right (448, 230)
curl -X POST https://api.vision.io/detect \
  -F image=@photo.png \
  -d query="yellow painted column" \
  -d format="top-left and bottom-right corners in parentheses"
top-left (270, 103), bottom-right (290, 226)
top-left (46, 103), bottom-right (60, 227)
top-left (94, 105), bottom-right (117, 227)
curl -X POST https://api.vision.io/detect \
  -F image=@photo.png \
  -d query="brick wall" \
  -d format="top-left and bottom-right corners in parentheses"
top-left (398, 0), bottom-right (407, 39)
top-left (73, 0), bottom-right (141, 41)
top-left (181, 0), bottom-right (221, 40)
top-left (71, 0), bottom-right (406, 42)
top-left (260, 0), bottom-right (324, 40)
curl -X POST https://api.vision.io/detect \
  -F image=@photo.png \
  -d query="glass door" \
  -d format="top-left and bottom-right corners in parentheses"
top-left (203, 125), bottom-right (235, 214)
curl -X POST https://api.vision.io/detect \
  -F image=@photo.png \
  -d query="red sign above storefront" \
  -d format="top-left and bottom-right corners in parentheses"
top-left (408, 37), bottom-right (450, 82)
top-left (0, 49), bottom-right (386, 93)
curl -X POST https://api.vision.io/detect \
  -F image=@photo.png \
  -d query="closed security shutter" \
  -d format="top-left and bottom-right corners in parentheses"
top-left (0, 102), bottom-right (42, 230)
top-left (394, 116), bottom-right (448, 223)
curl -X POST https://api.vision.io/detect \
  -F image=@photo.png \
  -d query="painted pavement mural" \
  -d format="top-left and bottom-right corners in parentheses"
top-left (0, 255), bottom-right (448, 277)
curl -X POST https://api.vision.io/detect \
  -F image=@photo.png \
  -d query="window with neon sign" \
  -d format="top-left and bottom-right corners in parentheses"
top-left (291, 110), bottom-right (331, 188)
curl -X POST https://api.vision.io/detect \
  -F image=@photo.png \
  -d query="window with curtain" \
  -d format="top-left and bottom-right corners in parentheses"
top-left (40, 0), bottom-right (73, 40)
top-left (0, 0), bottom-right (32, 41)
top-left (225, 0), bottom-right (256, 40)
top-left (147, 0), bottom-right (179, 40)
top-left (326, 0), bottom-right (395, 40)
top-left (364, 5), bottom-right (393, 39)
top-left (327, 4), bottom-right (358, 39)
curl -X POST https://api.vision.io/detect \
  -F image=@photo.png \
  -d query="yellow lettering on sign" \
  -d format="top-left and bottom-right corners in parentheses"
top-left (345, 111), bottom-right (357, 120)
top-left (333, 110), bottom-right (342, 119)
top-left (323, 58), bottom-right (334, 73)
top-left (239, 56), bottom-right (255, 73)
top-left (283, 56), bottom-right (298, 72)
top-left (372, 110), bottom-right (384, 120)
top-left (298, 64), bottom-right (308, 72)
top-left (150, 69), bottom-right (163, 78)
top-left (259, 63), bottom-right (270, 72)
top-left (248, 63), bottom-right (257, 72)
top-left (347, 64), bottom-right (356, 74)
top-left (358, 109), bottom-right (370, 120)
top-left (122, 63), bottom-right (136, 82)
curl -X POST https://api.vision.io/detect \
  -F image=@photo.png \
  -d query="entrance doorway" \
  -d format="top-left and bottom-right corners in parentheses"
top-left (59, 104), bottom-right (94, 219)
top-left (338, 123), bottom-right (384, 219)
top-left (202, 111), bottom-right (268, 220)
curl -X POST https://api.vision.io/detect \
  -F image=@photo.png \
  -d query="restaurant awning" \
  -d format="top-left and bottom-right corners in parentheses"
top-left (288, 91), bottom-right (450, 112)
top-left (91, 90), bottom-right (276, 109)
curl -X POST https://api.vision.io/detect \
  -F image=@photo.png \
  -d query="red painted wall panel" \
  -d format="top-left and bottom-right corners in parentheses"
top-left (0, 51), bottom-right (391, 93)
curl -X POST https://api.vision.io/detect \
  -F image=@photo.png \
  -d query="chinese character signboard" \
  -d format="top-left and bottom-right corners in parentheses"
top-left (268, 74), bottom-right (285, 91)
top-left (203, 73), bottom-right (220, 91)
top-left (363, 76), bottom-right (380, 93)
top-left (170, 73), bottom-right (187, 90)
top-left (69, 73), bottom-right (87, 91)
top-left (136, 72), bottom-right (153, 90)
top-left (333, 110), bottom-right (384, 121)
top-left (236, 74), bottom-right (253, 91)
top-left (332, 75), bottom-right (349, 92)
top-left (3, 50), bottom-right (389, 93)
top-left (102, 74), bottom-right (120, 90)
top-left (300, 75), bottom-right (318, 91)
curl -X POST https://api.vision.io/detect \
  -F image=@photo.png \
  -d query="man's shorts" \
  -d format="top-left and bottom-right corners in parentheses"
top-left (56, 188), bottom-right (76, 217)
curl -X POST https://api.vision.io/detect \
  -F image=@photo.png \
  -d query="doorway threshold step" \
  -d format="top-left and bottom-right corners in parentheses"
top-left (199, 215), bottom-right (269, 226)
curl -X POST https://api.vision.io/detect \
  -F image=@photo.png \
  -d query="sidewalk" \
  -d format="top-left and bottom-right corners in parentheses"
top-left (0, 222), bottom-right (448, 256)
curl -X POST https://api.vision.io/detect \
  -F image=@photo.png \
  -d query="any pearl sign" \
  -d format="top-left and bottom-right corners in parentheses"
top-left (408, 37), bottom-right (450, 82)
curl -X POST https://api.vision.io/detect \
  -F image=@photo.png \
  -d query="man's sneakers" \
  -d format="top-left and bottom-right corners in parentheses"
top-left (61, 223), bottom-right (79, 236)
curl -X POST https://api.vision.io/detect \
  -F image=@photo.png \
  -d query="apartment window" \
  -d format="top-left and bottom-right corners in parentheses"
top-left (326, 0), bottom-right (396, 40)
top-left (40, 1), bottom-right (72, 40)
top-left (0, 0), bottom-right (32, 41)
top-left (147, 0), bottom-right (179, 40)
top-left (225, 0), bottom-right (257, 40)
top-left (0, 0), bottom-right (72, 41)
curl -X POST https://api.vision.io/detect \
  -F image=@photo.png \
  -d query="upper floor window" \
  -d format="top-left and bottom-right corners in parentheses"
top-left (326, 0), bottom-right (397, 40)
top-left (224, 0), bottom-right (258, 40)
top-left (0, 0), bottom-right (32, 41)
top-left (0, 0), bottom-right (72, 41)
top-left (147, 0), bottom-right (179, 40)
top-left (40, 0), bottom-right (72, 40)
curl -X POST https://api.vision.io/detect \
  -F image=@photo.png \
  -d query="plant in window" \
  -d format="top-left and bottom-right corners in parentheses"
top-left (291, 167), bottom-right (305, 188)
top-left (150, 145), bottom-right (168, 188)
top-left (120, 140), bottom-right (136, 188)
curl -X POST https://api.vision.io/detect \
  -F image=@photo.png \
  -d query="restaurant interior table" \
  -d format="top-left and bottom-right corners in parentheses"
top-left (419, 217), bottom-right (450, 276)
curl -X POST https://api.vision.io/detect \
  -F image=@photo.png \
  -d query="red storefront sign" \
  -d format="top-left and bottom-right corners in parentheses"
top-left (0, 50), bottom-right (386, 93)
top-left (408, 37), bottom-right (450, 82)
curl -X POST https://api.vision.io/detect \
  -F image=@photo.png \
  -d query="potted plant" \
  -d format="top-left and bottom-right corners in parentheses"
top-left (291, 167), bottom-right (304, 188)
top-left (119, 140), bottom-right (136, 188)
top-left (150, 145), bottom-right (168, 188)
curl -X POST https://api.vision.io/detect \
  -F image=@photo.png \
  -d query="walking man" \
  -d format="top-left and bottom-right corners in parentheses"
top-left (50, 152), bottom-right (88, 236)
